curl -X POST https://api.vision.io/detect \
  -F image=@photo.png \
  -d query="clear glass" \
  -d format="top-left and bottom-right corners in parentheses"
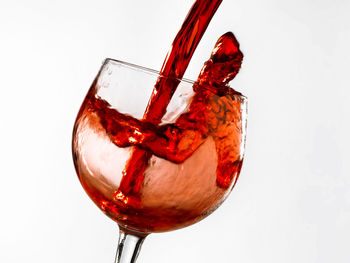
top-left (72, 58), bottom-right (247, 262)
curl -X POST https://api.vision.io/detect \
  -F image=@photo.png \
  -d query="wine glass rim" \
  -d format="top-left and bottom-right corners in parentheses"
top-left (104, 58), bottom-right (196, 84)
top-left (104, 58), bottom-right (247, 100)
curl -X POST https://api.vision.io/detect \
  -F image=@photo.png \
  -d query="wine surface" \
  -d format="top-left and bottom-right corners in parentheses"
top-left (74, 84), bottom-right (244, 233)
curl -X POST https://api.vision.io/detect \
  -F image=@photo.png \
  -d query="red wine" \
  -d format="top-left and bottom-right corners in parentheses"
top-left (76, 85), bottom-right (244, 233)
top-left (73, 32), bottom-right (245, 233)
top-left (119, 0), bottom-right (223, 198)
top-left (97, 32), bottom-right (244, 189)
top-left (73, 1), bottom-right (246, 234)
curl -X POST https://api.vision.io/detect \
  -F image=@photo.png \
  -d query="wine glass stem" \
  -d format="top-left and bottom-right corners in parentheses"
top-left (114, 230), bottom-right (146, 263)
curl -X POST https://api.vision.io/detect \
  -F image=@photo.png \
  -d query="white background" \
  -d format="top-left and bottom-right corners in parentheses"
top-left (0, 0), bottom-right (349, 262)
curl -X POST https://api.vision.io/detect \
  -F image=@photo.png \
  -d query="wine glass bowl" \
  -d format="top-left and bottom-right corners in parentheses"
top-left (72, 59), bottom-right (247, 235)
top-left (73, 61), bottom-right (247, 256)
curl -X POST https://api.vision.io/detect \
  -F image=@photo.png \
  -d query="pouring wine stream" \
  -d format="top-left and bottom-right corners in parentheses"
top-left (117, 0), bottom-right (223, 200)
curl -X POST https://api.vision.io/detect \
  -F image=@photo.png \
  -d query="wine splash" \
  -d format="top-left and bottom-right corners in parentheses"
top-left (78, 32), bottom-right (245, 230)
top-left (72, 0), bottom-right (246, 234)
top-left (98, 31), bottom-right (244, 204)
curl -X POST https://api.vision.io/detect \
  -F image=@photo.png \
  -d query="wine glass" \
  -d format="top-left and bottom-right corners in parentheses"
top-left (72, 58), bottom-right (247, 263)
